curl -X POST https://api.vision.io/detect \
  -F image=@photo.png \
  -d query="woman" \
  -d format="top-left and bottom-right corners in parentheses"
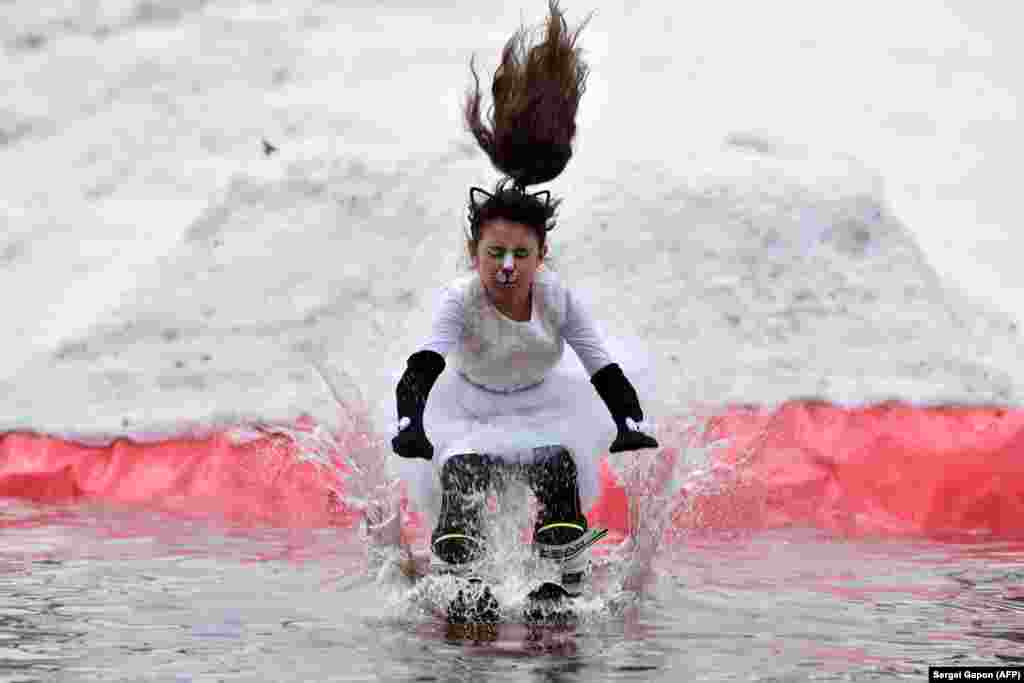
top-left (390, 0), bottom-right (657, 592)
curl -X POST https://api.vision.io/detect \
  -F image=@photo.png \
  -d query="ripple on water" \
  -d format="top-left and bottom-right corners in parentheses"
top-left (0, 501), bottom-right (1022, 681)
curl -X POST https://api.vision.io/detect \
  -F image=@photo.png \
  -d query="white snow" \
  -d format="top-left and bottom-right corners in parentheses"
top-left (1, 0), bottom-right (1022, 438)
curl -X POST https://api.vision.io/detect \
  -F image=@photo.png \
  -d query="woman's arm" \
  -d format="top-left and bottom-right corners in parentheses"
top-left (392, 286), bottom-right (466, 460)
top-left (420, 285), bottom-right (465, 358)
top-left (560, 288), bottom-right (613, 375)
top-left (562, 287), bottom-right (659, 453)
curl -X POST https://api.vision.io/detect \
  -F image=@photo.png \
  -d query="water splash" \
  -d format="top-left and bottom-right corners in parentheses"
top-left (598, 412), bottom-right (736, 597)
top-left (322, 405), bottom-right (748, 624)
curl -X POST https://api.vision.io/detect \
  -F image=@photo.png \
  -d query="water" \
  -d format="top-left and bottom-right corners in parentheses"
top-left (2, 495), bottom-right (1022, 681)
top-left (2, 406), bottom-right (1023, 681)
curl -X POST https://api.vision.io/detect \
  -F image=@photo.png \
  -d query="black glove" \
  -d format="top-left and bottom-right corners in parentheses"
top-left (590, 363), bottom-right (659, 453)
top-left (392, 350), bottom-right (445, 460)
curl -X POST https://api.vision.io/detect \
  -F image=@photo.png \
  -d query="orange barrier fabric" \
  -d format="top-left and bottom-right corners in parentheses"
top-left (3, 403), bottom-right (1023, 538)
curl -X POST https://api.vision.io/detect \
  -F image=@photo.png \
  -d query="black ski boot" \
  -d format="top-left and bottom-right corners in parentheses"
top-left (528, 446), bottom-right (591, 595)
top-left (431, 453), bottom-right (493, 565)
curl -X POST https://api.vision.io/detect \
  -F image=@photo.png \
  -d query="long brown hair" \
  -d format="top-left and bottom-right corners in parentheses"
top-left (464, 1), bottom-right (592, 253)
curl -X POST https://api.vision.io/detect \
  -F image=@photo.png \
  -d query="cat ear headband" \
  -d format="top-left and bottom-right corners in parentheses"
top-left (469, 186), bottom-right (551, 210)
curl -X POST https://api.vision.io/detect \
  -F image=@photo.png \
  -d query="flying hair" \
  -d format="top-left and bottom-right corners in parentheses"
top-left (464, 0), bottom-right (592, 250)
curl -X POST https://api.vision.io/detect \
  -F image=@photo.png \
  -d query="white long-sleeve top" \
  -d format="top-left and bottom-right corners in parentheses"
top-left (420, 268), bottom-right (613, 392)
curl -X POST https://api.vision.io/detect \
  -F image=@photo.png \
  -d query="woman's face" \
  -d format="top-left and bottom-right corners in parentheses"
top-left (471, 218), bottom-right (547, 308)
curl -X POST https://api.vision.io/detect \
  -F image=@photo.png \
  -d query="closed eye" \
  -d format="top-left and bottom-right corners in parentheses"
top-left (487, 248), bottom-right (531, 258)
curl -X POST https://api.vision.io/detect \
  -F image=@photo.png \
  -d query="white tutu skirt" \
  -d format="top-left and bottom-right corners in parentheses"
top-left (378, 337), bottom-right (657, 525)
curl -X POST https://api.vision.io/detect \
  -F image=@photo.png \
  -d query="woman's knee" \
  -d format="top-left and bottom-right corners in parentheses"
top-left (440, 452), bottom-right (492, 491)
top-left (532, 445), bottom-right (577, 480)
